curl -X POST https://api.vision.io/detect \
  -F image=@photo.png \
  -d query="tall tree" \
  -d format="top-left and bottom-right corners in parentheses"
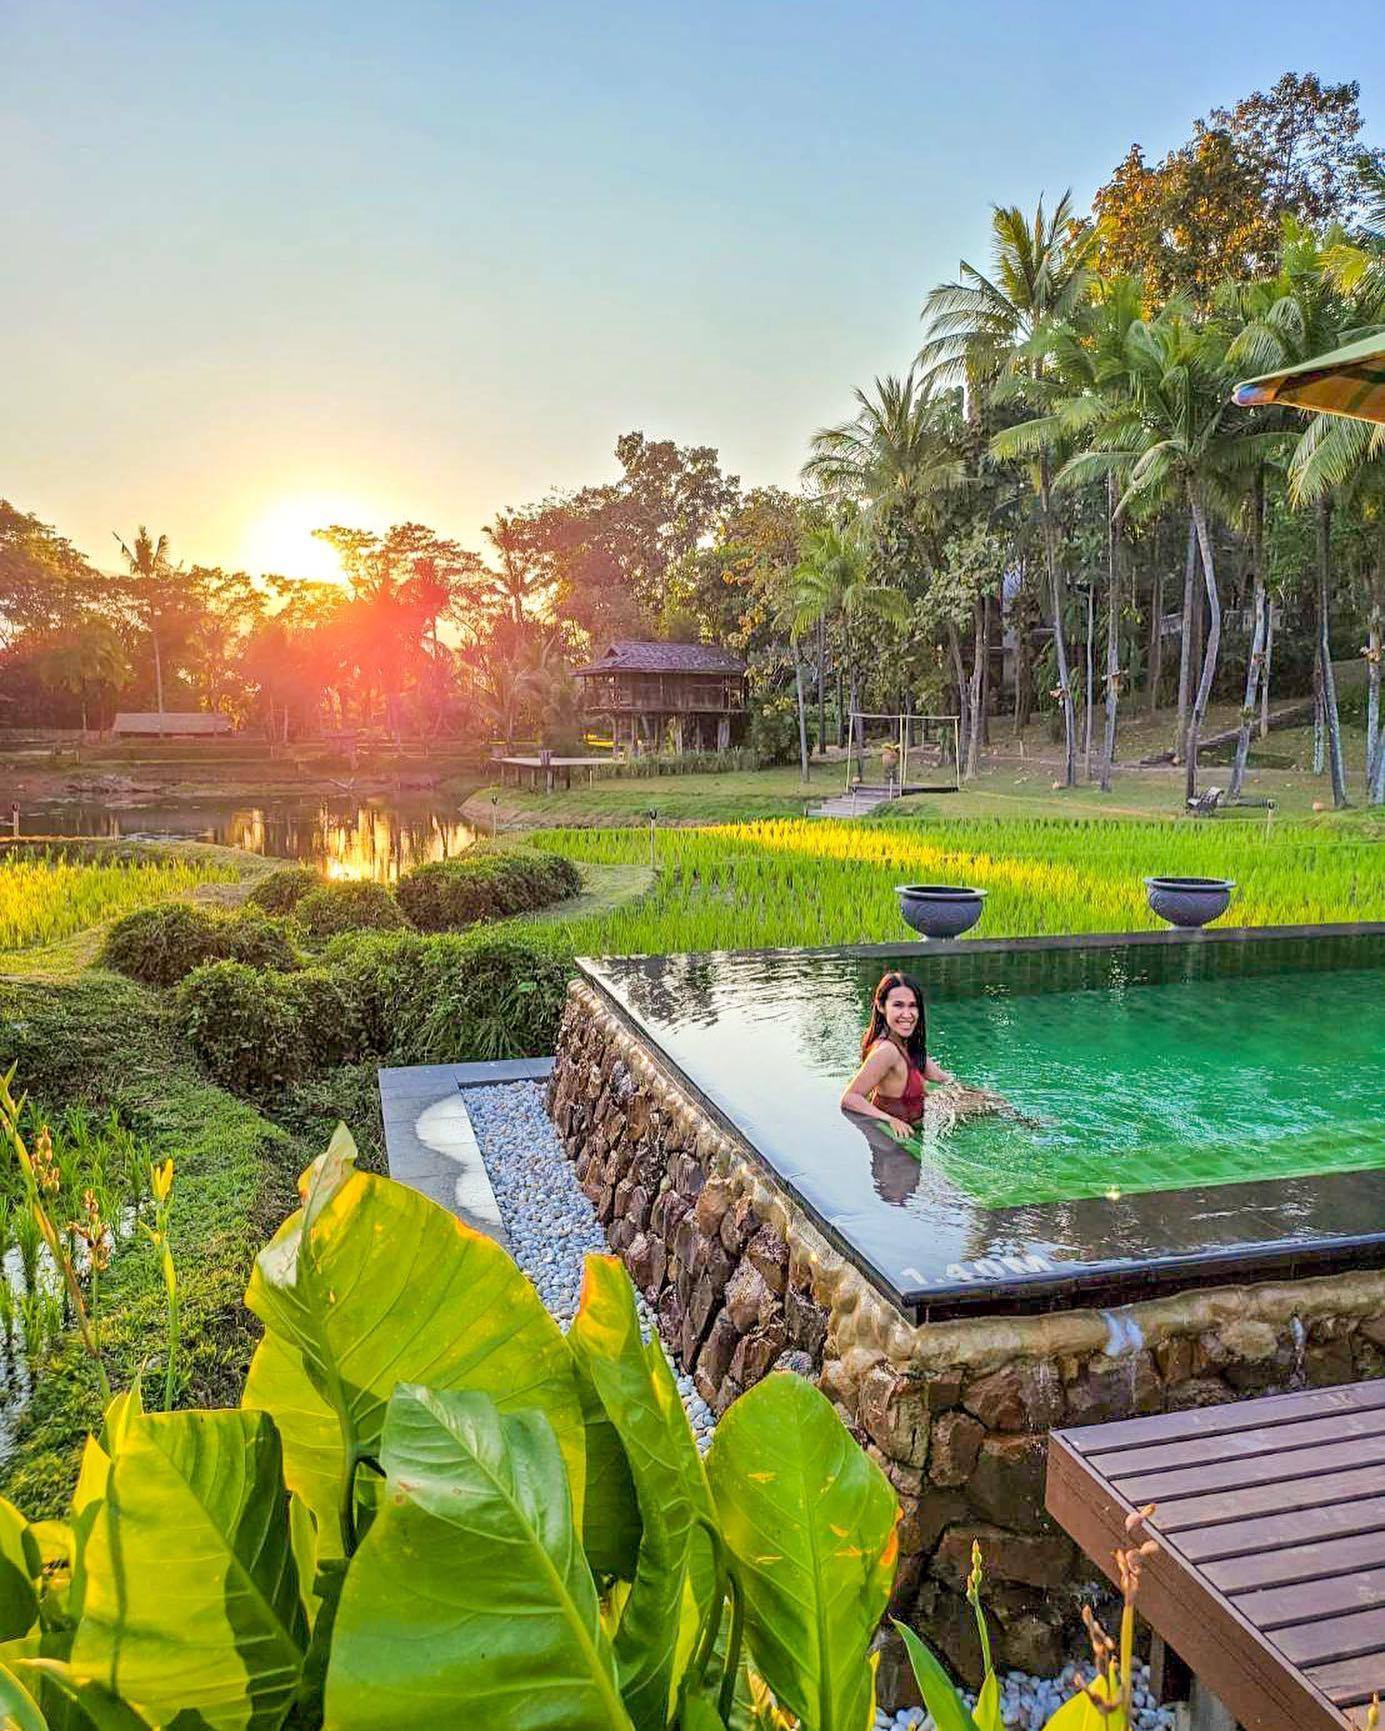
top-left (114, 527), bottom-right (182, 729)
top-left (919, 193), bottom-right (1097, 783)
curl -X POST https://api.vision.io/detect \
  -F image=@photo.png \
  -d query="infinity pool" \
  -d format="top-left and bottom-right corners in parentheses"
top-left (582, 927), bottom-right (1385, 1316)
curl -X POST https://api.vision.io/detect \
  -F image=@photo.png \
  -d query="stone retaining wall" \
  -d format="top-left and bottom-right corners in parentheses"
top-left (549, 979), bottom-right (1385, 1687)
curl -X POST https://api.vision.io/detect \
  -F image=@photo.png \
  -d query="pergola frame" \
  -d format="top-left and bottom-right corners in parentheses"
top-left (845, 711), bottom-right (961, 796)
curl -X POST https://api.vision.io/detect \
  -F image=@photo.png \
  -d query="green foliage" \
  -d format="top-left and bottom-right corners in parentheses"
top-left (0, 851), bottom-right (238, 955)
top-left (395, 845), bottom-right (580, 931)
top-left (0, 974), bottom-right (301, 1516)
top-left (748, 695), bottom-right (799, 767)
top-left (708, 1373), bottom-right (897, 1731)
top-left (246, 865), bottom-right (320, 915)
top-left (101, 903), bottom-right (298, 987)
top-left (295, 879), bottom-right (408, 941)
top-left (0, 1123), bottom-right (903, 1730)
top-left (175, 962), bottom-right (309, 1096)
top-left (326, 1387), bottom-right (628, 1730)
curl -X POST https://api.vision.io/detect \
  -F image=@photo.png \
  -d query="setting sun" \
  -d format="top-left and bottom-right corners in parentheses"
top-left (238, 495), bottom-right (386, 582)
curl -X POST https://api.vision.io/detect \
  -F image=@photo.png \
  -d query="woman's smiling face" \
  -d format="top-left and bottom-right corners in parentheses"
top-left (883, 984), bottom-right (920, 1039)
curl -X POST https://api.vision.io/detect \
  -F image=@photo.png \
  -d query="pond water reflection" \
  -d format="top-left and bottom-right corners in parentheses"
top-left (29, 795), bottom-right (481, 882)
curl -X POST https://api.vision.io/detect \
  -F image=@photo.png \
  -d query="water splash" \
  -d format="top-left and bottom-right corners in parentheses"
top-left (1100, 1309), bottom-right (1146, 1359)
top-left (1289, 1315), bottom-right (1308, 1390)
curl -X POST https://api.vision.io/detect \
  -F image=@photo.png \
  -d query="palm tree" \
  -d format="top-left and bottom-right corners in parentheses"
top-left (803, 372), bottom-right (964, 751)
top-left (919, 192), bottom-right (1098, 784)
top-left (1057, 309), bottom-right (1272, 802)
top-left (994, 275), bottom-right (1145, 791)
top-left (1225, 221), bottom-right (1382, 808)
top-left (114, 527), bottom-right (178, 732)
top-left (790, 522), bottom-right (908, 758)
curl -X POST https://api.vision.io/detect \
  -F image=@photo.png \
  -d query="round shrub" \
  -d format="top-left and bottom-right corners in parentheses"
top-left (101, 903), bottom-right (225, 987)
top-left (247, 865), bottom-right (320, 915)
top-left (278, 967), bottom-right (365, 1071)
top-left (395, 847), bottom-right (581, 932)
top-left (221, 910), bottom-right (301, 972)
top-left (403, 934), bottom-right (573, 1062)
top-left (296, 879), bottom-right (407, 942)
top-left (175, 961), bottom-right (306, 1096)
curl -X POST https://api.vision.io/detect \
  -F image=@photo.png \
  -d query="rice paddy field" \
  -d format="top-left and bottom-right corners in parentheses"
top-left (0, 849), bottom-right (238, 954)
top-left (519, 816), bottom-right (1385, 953)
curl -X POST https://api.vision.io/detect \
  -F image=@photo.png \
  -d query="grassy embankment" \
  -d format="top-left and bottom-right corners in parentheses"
top-left (0, 972), bottom-right (303, 1513)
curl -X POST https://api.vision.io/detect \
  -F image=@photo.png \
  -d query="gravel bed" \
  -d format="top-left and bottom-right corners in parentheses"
top-left (464, 1079), bottom-right (717, 1446)
top-left (875, 1659), bottom-right (1173, 1731)
top-left (467, 1083), bottom-right (1172, 1731)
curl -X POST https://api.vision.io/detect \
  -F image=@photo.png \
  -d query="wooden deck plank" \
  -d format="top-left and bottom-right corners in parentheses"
top-left (1210, 1533), bottom-right (1385, 1596)
top-left (1177, 1497), bottom-right (1385, 1564)
top-left (1304, 1653), bottom-right (1385, 1708)
top-left (1234, 1567), bottom-right (1385, 1630)
top-left (1153, 1463), bottom-right (1385, 1532)
top-left (1063, 1382), bottom-right (1385, 1456)
top-left (1112, 1435), bottom-right (1385, 1503)
top-left (1090, 1409), bottom-right (1385, 1479)
top-left (1273, 1607), bottom-right (1385, 1668)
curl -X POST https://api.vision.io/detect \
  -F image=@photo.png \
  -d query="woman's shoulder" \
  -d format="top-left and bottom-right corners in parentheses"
top-left (865, 1037), bottom-right (904, 1064)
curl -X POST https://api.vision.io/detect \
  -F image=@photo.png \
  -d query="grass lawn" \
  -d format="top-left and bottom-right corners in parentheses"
top-left (0, 841), bottom-right (271, 981)
top-left (468, 702), bottom-right (1381, 832)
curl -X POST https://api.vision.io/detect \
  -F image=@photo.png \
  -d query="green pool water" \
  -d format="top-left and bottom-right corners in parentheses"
top-left (931, 966), bottom-right (1385, 1207)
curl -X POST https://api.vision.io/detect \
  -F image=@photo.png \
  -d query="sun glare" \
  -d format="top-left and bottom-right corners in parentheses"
top-left (240, 495), bottom-right (384, 583)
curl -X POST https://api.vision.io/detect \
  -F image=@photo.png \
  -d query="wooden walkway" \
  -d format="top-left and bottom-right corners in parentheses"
top-left (1048, 1380), bottom-right (1385, 1731)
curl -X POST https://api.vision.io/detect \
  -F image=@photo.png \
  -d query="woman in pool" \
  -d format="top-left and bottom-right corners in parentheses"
top-left (840, 970), bottom-right (957, 1139)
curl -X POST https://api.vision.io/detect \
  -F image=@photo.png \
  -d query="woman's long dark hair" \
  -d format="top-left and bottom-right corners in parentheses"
top-left (861, 971), bottom-right (927, 1066)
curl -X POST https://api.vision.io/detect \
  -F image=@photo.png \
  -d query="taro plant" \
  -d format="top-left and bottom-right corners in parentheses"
top-left (0, 1121), bottom-right (899, 1730)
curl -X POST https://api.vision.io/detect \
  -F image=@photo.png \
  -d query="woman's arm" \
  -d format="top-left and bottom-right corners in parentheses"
top-left (841, 1044), bottom-right (907, 1126)
top-left (924, 1054), bottom-right (956, 1085)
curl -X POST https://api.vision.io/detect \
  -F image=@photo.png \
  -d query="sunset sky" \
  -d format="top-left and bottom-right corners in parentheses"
top-left (5, 0), bottom-right (1384, 582)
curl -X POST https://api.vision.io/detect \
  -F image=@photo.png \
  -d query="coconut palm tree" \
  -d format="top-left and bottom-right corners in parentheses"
top-left (790, 522), bottom-right (908, 757)
top-left (1225, 221), bottom-right (1383, 808)
top-left (1057, 309), bottom-right (1274, 802)
top-left (993, 275), bottom-right (1145, 790)
top-left (918, 192), bottom-right (1098, 784)
top-left (114, 527), bottom-right (179, 731)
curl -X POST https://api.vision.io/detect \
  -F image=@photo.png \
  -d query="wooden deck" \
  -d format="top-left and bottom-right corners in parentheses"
top-left (1047, 1380), bottom-right (1385, 1731)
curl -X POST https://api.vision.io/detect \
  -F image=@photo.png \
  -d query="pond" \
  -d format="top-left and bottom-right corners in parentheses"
top-left (25, 793), bottom-right (483, 882)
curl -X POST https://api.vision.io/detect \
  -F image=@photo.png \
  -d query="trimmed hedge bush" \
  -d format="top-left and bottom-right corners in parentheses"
top-left (101, 903), bottom-right (298, 987)
top-left (395, 846), bottom-right (581, 932)
top-left (247, 865), bottom-right (320, 914)
top-left (176, 931), bottom-right (572, 1099)
top-left (296, 879), bottom-right (408, 941)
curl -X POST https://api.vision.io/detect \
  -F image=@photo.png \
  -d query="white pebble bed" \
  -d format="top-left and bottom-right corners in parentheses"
top-left (466, 1082), bottom-right (1172, 1731)
top-left (464, 1079), bottom-right (717, 1445)
top-left (876, 1658), bottom-right (1172, 1730)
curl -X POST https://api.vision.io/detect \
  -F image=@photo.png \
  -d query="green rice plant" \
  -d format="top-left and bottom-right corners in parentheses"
top-left (513, 816), bottom-right (1385, 955)
top-left (0, 851), bottom-right (236, 953)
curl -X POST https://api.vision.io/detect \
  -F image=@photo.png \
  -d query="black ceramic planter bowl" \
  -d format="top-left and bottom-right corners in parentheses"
top-left (1144, 875), bottom-right (1236, 929)
top-left (895, 884), bottom-right (988, 940)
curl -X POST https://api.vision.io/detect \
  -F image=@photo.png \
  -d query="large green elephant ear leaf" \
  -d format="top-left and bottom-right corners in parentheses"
top-left (706, 1373), bottom-right (898, 1731)
top-left (241, 1332), bottom-right (343, 1558)
top-left (14, 1660), bottom-right (152, 1731)
top-left (70, 1410), bottom-right (307, 1731)
top-left (0, 1500), bottom-right (41, 1644)
top-left (571, 1255), bottom-right (713, 1731)
top-left (244, 1130), bottom-right (584, 1555)
top-left (324, 1385), bottom-right (633, 1731)
top-left (0, 1662), bottom-right (46, 1731)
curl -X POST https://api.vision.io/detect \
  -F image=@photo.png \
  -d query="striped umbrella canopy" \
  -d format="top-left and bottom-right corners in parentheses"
top-left (1233, 331), bottom-right (1385, 423)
